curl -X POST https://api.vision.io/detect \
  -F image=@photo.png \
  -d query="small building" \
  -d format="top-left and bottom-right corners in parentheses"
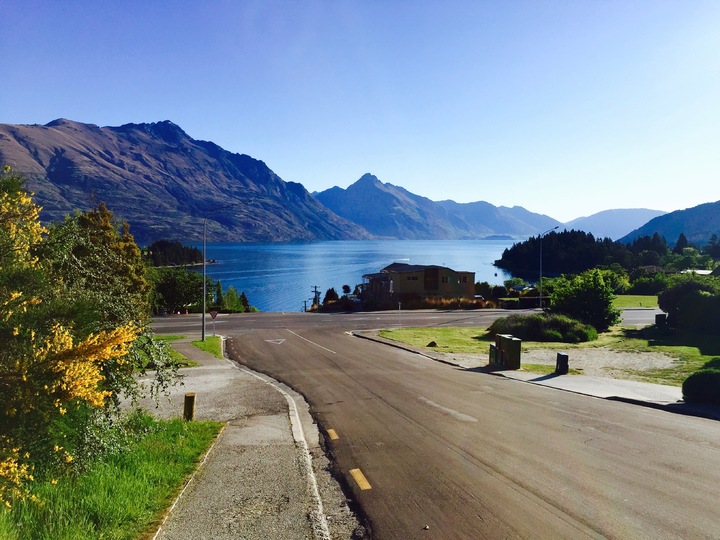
top-left (362, 263), bottom-right (475, 305)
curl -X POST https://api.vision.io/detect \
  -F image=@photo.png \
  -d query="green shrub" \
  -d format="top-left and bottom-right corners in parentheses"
top-left (488, 313), bottom-right (597, 343)
top-left (682, 369), bottom-right (720, 404)
top-left (550, 269), bottom-right (621, 331)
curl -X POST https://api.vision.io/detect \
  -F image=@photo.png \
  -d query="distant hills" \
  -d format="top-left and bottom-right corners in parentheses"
top-left (314, 173), bottom-right (561, 239)
top-left (0, 119), bottom-right (369, 243)
top-left (619, 201), bottom-right (720, 246)
top-left (0, 119), bottom-right (715, 245)
top-left (564, 209), bottom-right (667, 241)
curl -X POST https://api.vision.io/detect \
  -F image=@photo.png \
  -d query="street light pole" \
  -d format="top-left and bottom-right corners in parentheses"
top-left (200, 202), bottom-right (241, 341)
top-left (202, 217), bottom-right (207, 341)
top-left (539, 226), bottom-right (559, 309)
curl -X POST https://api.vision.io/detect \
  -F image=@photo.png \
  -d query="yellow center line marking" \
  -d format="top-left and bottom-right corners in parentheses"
top-left (349, 468), bottom-right (372, 490)
top-left (327, 429), bottom-right (339, 440)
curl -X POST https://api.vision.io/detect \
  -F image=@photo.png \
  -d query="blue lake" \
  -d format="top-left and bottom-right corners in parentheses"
top-left (196, 239), bottom-right (517, 312)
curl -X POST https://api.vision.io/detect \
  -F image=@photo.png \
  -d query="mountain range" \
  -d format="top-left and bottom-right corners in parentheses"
top-left (0, 119), bottom-right (368, 243)
top-left (314, 174), bottom-right (560, 239)
top-left (0, 119), bottom-right (715, 245)
top-left (565, 209), bottom-right (667, 241)
top-left (619, 201), bottom-right (720, 246)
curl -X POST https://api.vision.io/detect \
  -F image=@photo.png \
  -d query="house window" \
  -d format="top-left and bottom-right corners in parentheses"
top-left (407, 276), bottom-right (418, 281)
top-left (441, 276), bottom-right (449, 284)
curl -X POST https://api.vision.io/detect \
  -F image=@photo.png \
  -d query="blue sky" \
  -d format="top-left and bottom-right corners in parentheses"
top-left (3, 1), bottom-right (719, 222)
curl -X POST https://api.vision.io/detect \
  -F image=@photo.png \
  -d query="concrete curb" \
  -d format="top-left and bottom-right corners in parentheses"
top-left (147, 335), bottom-right (336, 539)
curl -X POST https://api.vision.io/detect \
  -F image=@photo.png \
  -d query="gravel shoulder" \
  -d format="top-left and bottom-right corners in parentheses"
top-left (438, 346), bottom-right (678, 378)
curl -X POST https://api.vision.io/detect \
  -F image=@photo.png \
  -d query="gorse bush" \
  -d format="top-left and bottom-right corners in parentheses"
top-left (488, 313), bottom-right (598, 343)
top-left (0, 167), bottom-right (178, 507)
top-left (682, 369), bottom-right (720, 405)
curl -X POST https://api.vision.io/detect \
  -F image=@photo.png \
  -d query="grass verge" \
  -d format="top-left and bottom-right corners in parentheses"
top-left (191, 335), bottom-right (224, 359)
top-left (0, 413), bottom-right (222, 540)
top-left (155, 335), bottom-right (200, 367)
top-left (613, 295), bottom-right (659, 309)
top-left (379, 325), bottom-right (720, 386)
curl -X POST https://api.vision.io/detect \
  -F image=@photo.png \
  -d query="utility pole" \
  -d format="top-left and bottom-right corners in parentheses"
top-left (311, 286), bottom-right (321, 308)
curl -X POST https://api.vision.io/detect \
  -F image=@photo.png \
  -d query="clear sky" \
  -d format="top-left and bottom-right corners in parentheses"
top-left (3, 1), bottom-right (719, 222)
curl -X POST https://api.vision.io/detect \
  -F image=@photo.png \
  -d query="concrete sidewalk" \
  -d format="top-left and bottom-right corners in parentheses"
top-left (493, 369), bottom-right (720, 421)
top-left (136, 337), bottom-right (361, 540)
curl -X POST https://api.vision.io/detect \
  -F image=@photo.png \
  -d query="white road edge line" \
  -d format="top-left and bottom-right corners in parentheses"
top-left (239, 365), bottom-right (332, 540)
top-left (286, 328), bottom-right (336, 354)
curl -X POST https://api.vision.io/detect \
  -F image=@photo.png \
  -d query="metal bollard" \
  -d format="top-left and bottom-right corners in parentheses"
top-left (183, 392), bottom-right (196, 421)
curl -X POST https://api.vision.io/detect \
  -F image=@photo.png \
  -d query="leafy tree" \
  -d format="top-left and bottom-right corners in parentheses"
top-left (240, 291), bottom-right (250, 312)
top-left (663, 247), bottom-right (712, 271)
top-left (496, 230), bottom-right (631, 278)
top-left (214, 280), bottom-right (224, 309)
top-left (223, 286), bottom-right (244, 313)
top-left (475, 281), bottom-right (492, 298)
top-left (323, 287), bottom-right (339, 305)
top-left (145, 239), bottom-right (202, 267)
top-left (550, 269), bottom-right (621, 331)
top-left (629, 233), bottom-right (668, 258)
top-left (491, 285), bottom-right (509, 298)
top-left (597, 266), bottom-right (630, 294)
top-left (637, 249), bottom-right (661, 267)
top-left (658, 275), bottom-right (720, 331)
top-left (704, 234), bottom-right (720, 259)
top-left (150, 267), bottom-right (205, 314)
top-left (504, 277), bottom-right (527, 289)
top-left (673, 233), bottom-right (689, 255)
top-left (627, 272), bottom-right (667, 295)
top-left (342, 284), bottom-right (351, 295)
top-left (42, 203), bottom-right (150, 331)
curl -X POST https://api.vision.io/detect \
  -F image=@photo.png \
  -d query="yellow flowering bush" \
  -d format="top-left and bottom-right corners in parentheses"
top-left (0, 443), bottom-right (34, 509)
top-left (0, 167), bottom-right (174, 507)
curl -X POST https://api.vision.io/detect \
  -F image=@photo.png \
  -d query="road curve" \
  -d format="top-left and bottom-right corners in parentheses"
top-left (213, 314), bottom-right (720, 539)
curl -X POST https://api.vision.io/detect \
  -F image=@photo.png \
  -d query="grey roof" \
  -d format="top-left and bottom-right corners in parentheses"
top-left (381, 262), bottom-right (468, 274)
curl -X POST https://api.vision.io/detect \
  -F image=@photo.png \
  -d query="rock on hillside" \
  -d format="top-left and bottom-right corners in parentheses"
top-left (0, 119), bottom-right (370, 243)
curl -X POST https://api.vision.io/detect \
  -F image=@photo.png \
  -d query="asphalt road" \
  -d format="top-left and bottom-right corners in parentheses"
top-left (153, 309), bottom-right (720, 539)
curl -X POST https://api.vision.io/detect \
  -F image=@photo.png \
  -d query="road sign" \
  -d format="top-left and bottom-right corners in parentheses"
top-left (209, 310), bottom-right (219, 319)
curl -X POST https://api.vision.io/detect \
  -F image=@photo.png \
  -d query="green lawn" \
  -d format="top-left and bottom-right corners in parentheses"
top-left (191, 335), bottom-right (224, 359)
top-left (379, 324), bottom-right (720, 386)
top-left (155, 335), bottom-right (200, 367)
top-left (0, 413), bottom-right (222, 540)
top-left (613, 295), bottom-right (659, 309)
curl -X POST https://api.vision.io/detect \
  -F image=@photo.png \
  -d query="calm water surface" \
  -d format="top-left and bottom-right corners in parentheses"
top-left (198, 240), bottom-right (516, 312)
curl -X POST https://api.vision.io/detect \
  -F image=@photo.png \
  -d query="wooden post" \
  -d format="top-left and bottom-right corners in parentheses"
top-left (183, 392), bottom-right (196, 421)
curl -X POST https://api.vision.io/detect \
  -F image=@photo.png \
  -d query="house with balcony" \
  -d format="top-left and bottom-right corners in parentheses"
top-left (362, 262), bottom-right (475, 305)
